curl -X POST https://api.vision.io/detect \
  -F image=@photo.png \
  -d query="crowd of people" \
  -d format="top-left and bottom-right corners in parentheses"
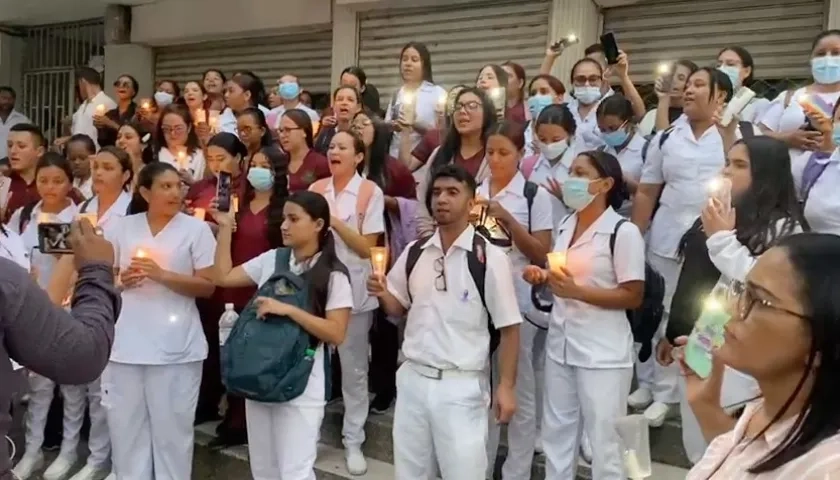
top-left (1, 25), bottom-right (840, 480)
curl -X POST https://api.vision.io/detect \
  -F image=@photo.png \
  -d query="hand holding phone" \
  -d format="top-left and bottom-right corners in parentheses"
top-left (216, 171), bottom-right (232, 213)
top-left (684, 294), bottom-right (731, 378)
top-left (600, 32), bottom-right (620, 65)
top-left (550, 33), bottom-right (580, 53)
top-left (38, 222), bottom-right (73, 255)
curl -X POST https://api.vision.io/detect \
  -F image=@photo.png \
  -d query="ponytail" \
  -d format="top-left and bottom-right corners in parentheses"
top-left (127, 190), bottom-right (149, 215)
top-left (304, 230), bottom-right (348, 318)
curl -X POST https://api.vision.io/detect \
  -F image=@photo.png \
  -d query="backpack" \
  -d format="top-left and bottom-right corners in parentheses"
top-left (404, 232), bottom-right (499, 354)
top-left (310, 178), bottom-right (376, 230)
top-left (221, 247), bottom-right (328, 403)
top-left (609, 219), bottom-right (666, 362)
top-left (640, 121), bottom-right (755, 162)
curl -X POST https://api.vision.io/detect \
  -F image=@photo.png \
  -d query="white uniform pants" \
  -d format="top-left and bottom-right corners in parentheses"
top-left (102, 361), bottom-right (202, 480)
top-left (542, 359), bottom-right (632, 480)
top-left (678, 367), bottom-right (759, 464)
top-left (635, 252), bottom-right (680, 404)
top-left (337, 311), bottom-right (373, 449)
top-left (246, 399), bottom-right (324, 480)
top-left (23, 373), bottom-right (109, 466)
top-left (486, 320), bottom-right (546, 480)
top-left (393, 362), bottom-right (490, 480)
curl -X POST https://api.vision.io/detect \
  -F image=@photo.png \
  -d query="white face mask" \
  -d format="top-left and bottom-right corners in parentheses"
top-left (539, 140), bottom-right (569, 160)
top-left (154, 91), bottom-right (174, 108)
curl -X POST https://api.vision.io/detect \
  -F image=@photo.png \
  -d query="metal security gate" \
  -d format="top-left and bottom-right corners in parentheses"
top-left (21, 19), bottom-right (105, 143)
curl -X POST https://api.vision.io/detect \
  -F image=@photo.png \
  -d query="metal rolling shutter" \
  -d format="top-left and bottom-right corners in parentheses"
top-left (603, 0), bottom-right (825, 83)
top-left (154, 31), bottom-right (333, 94)
top-left (358, 0), bottom-right (551, 109)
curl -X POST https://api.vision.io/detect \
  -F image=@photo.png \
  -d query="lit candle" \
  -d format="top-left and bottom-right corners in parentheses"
top-left (370, 247), bottom-right (388, 275)
top-left (436, 92), bottom-right (447, 111)
top-left (134, 248), bottom-right (147, 259)
top-left (95, 104), bottom-right (106, 115)
top-left (141, 100), bottom-right (151, 110)
top-left (546, 252), bottom-right (567, 272)
top-left (177, 150), bottom-right (188, 169)
top-left (77, 212), bottom-right (98, 226)
top-left (401, 90), bottom-right (417, 124)
top-left (194, 108), bottom-right (206, 125)
top-left (231, 195), bottom-right (239, 213)
top-left (193, 208), bottom-right (206, 221)
top-left (312, 120), bottom-right (321, 136)
top-left (565, 33), bottom-right (578, 44)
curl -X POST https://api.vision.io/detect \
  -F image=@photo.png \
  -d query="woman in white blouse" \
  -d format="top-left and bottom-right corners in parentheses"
top-left (155, 103), bottom-right (207, 182)
top-left (716, 46), bottom-right (770, 125)
top-left (212, 190), bottom-right (353, 480)
top-left (596, 94), bottom-right (646, 217)
top-left (102, 161), bottom-right (217, 480)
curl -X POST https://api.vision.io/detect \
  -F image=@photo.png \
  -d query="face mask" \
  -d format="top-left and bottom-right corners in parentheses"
top-left (717, 65), bottom-right (741, 90)
top-left (562, 177), bottom-right (596, 211)
top-left (247, 166), bottom-right (274, 191)
top-left (154, 91), bottom-right (174, 107)
top-left (279, 82), bottom-right (301, 100)
top-left (811, 55), bottom-right (840, 85)
top-left (601, 127), bottom-right (629, 148)
top-left (574, 86), bottom-right (602, 105)
top-left (527, 95), bottom-right (554, 120)
top-left (539, 140), bottom-right (568, 161)
top-left (832, 124), bottom-right (840, 148)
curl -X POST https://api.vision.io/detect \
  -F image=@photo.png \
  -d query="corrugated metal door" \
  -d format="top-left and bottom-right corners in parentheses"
top-left (603, 0), bottom-right (825, 83)
top-left (358, 0), bottom-right (551, 108)
top-left (154, 31), bottom-right (333, 94)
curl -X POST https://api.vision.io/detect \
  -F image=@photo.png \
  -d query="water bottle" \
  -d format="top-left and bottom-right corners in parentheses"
top-left (219, 303), bottom-right (239, 346)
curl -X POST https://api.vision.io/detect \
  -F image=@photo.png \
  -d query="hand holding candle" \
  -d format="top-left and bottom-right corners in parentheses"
top-left (370, 247), bottom-right (388, 276)
top-left (231, 195), bottom-right (239, 213)
top-left (546, 252), bottom-right (566, 272)
top-left (400, 90), bottom-right (417, 125)
top-left (177, 150), bottom-right (189, 170)
top-left (194, 108), bottom-right (206, 125)
top-left (77, 212), bottom-right (98, 226)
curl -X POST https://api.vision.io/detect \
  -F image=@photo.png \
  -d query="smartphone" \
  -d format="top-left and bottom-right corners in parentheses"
top-left (657, 63), bottom-right (674, 93)
top-left (550, 33), bottom-right (580, 52)
top-left (684, 294), bottom-right (731, 378)
top-left (707, 177), bottom-right (732, 210)
top-left (38, 222), bottom-right (73, 255)
top-left (600, 32), bottom-right (620, 65)
top-left (217, 171), bottom-right (232, 213)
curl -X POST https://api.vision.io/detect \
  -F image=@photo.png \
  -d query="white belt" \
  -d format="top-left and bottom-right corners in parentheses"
top-left (406, 360), bottom-right (481, 380)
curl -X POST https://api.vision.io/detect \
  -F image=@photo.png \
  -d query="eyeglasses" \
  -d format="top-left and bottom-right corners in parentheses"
top-left (161, 125), bottom-right (187, 135)
top-left (113, 80), bottom-right (133, 89)
top-left (573, 75), bottom-right (603, 86)
top-left (454, 101), bottom-right (481, 113)
top-left (434, 256), bottom-right (447, 292)
top-left (277, 127), bottom-right (302, 135)
top-left (727, 280), bottom-right (808, 321)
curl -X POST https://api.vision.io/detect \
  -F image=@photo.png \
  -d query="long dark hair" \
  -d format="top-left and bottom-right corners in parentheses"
top-left (399, 42), bottom-right (434, 83)
top-left (236, 107), bottom-right (274, 149)
top-left (207, 132), bottom-right (248, 174)
top-left (127, 162), bottom-right (179, 214)
top-left (155, 103), bottom-right (200, 156)
top-left (120, 121), bottom-right (156, 166)
top-left (577, 150), bottom-right (628, 211)
top-left (285, 191), bottom-right (349, 317)
top-left (98, 146), bottom-right (134, 191)
top-left (282, 109), bottom-right (315, 149)
top-left (354, 112), bottom-right (390, 189)
top-left (243, 145), bottom-right (289, 249)
top-left (430, 87), bottom-right (495, 173)
top-left (747, 233), bottom-right (840, 473)
top-left (732, 136), bottom-right (809, 255)
top-left (232, 71), bottom-right (267, 109)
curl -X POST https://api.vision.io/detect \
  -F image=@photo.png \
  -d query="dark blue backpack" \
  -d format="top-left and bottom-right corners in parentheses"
top-left (221, 247), bottom-right (328, 403)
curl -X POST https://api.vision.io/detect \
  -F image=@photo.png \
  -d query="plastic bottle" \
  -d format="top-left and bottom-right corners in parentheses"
top-left (219, 303), bottom-right (239, 346)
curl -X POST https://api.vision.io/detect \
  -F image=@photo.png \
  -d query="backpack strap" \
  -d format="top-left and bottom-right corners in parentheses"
top-left (738, 121), bottom-right (755, 139)
top-left (523, 180), bottom-right (538, 233)
top-left (641, 127), bottom-right (673, 163)
top-left (355, 179), bottom-right (376, 231)
top-left (467, 234), bottom-right (498, 354)
top-left (79, 197), bottom-right (94, 214)
top-left (609, 219), bottom-right (629, 256)
top-left (520, 154), bottom-right (540, 180)
top-left (404, 236), bottom-right (432, 303)
top-left (784, 89), bottom-right (795, 109)
top-left (19, 202), bottom-right (37, 233)
top-left (273, 247), bottom-right (293, 275)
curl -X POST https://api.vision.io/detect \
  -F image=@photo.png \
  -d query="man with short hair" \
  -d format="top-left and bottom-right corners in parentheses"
top-left (269, 74), bottom-right (320, 127)
top-left (2, 124), bottom-right (46, 223)
top-left (0, 87), bottom-right (31, 160)
top-left (60, 67), bottom-right (116, 149)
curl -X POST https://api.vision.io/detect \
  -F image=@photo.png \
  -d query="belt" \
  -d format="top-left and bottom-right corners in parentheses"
top-left (406, 360), bottom-right (481, 380)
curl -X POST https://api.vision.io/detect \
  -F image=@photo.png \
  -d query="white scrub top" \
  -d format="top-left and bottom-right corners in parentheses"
top-left (9, 201), bottom-right (78, 289)
top-left (82, 191), bottom-right (132, 233)
top-left (73, 177), bottom-right (94, 199)
top-left (0, 226), bottom-right (29, 271)
top-left (548, 207), bottom-right (646, 369)
top-left (566, 90), bottom-right (614, 151)
top-left (476, 172), bottom-right (553, 311)
top-left (158, 146), bottom-right (207, 182)
top-left (242, 249), bottom-right (353, 407)
top-left (309, 173), bottom-right (385, 313)
top-left (385, 81), bottom-right (447, 159)
top-left (72, 91), bottom-right (117, 149)
top-left (800, 149), bottom-right (840, 235)
top-left (521, 142), bottom-right (581, 230)
top-left (220, 104), bottom-right (272, 136)
top-left (106, 212), bottom-right (217, 365)
top-left (269, 102), bottom-right (320, 128)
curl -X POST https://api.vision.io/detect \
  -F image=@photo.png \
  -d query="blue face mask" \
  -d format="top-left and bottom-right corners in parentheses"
top-left (278, 82), bottom-right (301, 100)
top-left (601, 127), bottom-right (629, 148)
top-left (527, 95), bottom-right (554, 120)
top-left (812, 55), bottom-right (840, 85)
top-left (247, 166), bottom-right (274, 192)
top-left (832, 124), bottom-right (840, 148)
top-left (562, 177), bottom-right (596, 211)
top-left (574, 86), bottom-right (602, 105)
top-left (717, 65), bottom-right (741, 90)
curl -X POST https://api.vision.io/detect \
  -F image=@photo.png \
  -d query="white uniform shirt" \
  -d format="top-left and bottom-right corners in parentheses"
top-left (548, 208), bottom-right (646, 369)
top-left (158, 147), bottom-right (207, 182)
top-left (220, 104), bottom-right (272, 136)
top-left (799, 149), bottom-right (840, 235)
top-left (73, 177), bottom-right (94, 199)
top-left (601, 132), bottom-right (646, 217)
top-left (0, 226), bottom-right (29, 270)
top-left (242, 249), bottom-right (353, 407)
top-left (476, 172), bottom-right (553, 311)
top-left (386, 225), bottom-right (522, 371)
top-left (72, 91), bottom-right (117, 148)
top-left (521, 143), bottom-right (581, 230)
top-left (309, 173), bottom-right (385, 313)
top-left (385, 81), bottom-right (447, 159)
top-left (0, 111), bottom-right (31, 158)
top-left (566, 91), bottom-right (613, 151)
top-left (9, 201), bottom-right (78, 289)
top-left (269, 103), bottom-right (320, 129)
top-left (640, 121), bottom-right (759, 259)
top-left (106, 212), bottom-right (216, 365)
top-left (82, 191), bottom-right (132, 233)
top-left (760, 87), bottom-right (840, 160)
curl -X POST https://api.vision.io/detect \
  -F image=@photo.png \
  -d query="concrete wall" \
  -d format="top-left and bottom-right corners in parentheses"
top-left (0, 33), bottom-right (25, 96)
top-left (104, 43), bottom-right (155, 97)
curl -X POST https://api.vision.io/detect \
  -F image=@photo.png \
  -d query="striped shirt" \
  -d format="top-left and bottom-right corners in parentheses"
top-left (687, 401), bottom-right (840, 479)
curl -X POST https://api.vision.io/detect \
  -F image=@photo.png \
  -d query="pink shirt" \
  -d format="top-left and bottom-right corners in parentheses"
top-left (687, 402), bottom-right (840, 479)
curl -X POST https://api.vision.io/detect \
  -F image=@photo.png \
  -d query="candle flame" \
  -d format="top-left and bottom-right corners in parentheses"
top-left (657, 63), bottom-right (671, 74)
top-left (135, 248), bottom-right (146, 259)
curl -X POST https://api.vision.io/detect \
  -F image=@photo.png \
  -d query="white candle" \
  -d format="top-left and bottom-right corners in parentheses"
top-left (546, 252), bottom-right (567, 272)
top-left (194, 108), bottom-right (206, 125)
top-left (193, 208), bottom-right (206, 221)
top-left (134, 248), bottom-right (147, 259)
top-left (95, 104), bottom-right (106, 115)
top-left (231, 195), bottom-right (239, 213)
top-left (370, 247), bottom-right (388, 275)
top-left (177, 151), bottom-right (188, 169)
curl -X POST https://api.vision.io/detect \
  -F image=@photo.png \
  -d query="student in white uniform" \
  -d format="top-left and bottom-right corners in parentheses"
top-left (799, 101), bottom-right (840, 234)
top-left (524, 150), bottom-right (645, 480)
top-left (10, 153), bottom-right (80, 480)
top-left (523, 74), bottom-right (566, 156)
top-left (221, 72), bottom-right (271, 136)
top-left (385, 42), bottom-right (447, 159)
top-left (102, 162), bottom-right (216, 480)
top-left (0, 222), bottom-right (28, 268)
top-left (367, 164), bottom-right (522, 480)
top-left (630, 67), bottom-right (756, 427)
top-left (308, 130), bottom-right (385, 475)
top-left (663, 136), bottom-right (805, 463)
top-left (269, 74), bottom-right (321, 127)
top-left (638, 60), bottom-right (699, 137)
top-left (68, 67), bottom-right (117, 149)
top-left (716, 46), bottom-right (771, 125)
top-left (66, 134), bottom-right (95, 199)
top-left (566, 57), bottom-right (611, 150)
top-left (478, 122), bottom-right (553, 480)
top-left (212, 190), bottom-right (353, 480)
top-left (596, 95), bottom-right (645, 217)
top-left (155, 103), bottom-right (207, 182)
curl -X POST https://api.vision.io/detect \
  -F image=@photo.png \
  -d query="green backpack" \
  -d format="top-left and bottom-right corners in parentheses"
top-left (221, 247), bottom-right (329, 403)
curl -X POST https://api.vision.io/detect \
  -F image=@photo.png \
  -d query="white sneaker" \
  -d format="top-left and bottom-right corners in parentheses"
top-left (12, 450), bottom-right (44, 480)
top-left (644, 401), bottom-right (671, 427)
top-left (627, 387), bottom-right (653, 409)
top-left (68, 464), bottom-right (110, 480)
top-left (44, 451), bottom-right (78, 480)
top-left (345, 447), bottom-right (368, 476)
